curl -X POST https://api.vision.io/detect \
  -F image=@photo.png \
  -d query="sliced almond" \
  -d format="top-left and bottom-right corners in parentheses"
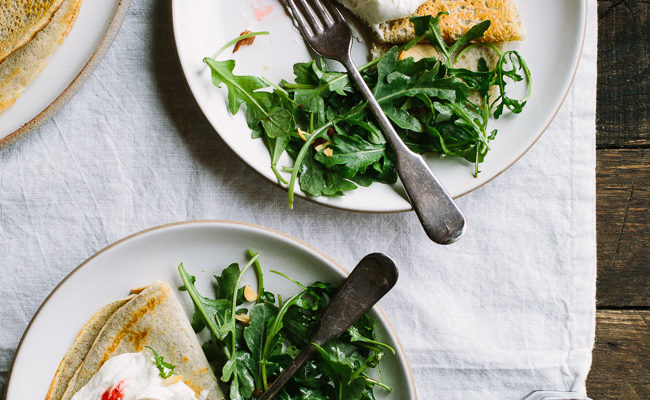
top-left (162, 375), bottom-right (183, 386)
top-left (323, 148), bottom-right (333, 157)
top-left (233, 30), bottom-right (255, 53)
top-left (298, 128), bottom-right (309, 141)
top-left (235, 313), bottom-right (251, 324)
top-left (243, 285), bottom-right (258, 302)
top-left (314, 143), bottom-right (327, 153)
top-left (398, 44), bottom-right (439, 62)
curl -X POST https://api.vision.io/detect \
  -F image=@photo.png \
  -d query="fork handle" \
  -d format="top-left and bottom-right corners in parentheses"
top-left (341, 58), bottom-right (466, 244)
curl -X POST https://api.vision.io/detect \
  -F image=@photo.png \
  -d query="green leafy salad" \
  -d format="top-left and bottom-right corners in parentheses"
top-left (204, 13), bottom-right (531, 207)
top-left (178, 250), bottom-right (394, 400)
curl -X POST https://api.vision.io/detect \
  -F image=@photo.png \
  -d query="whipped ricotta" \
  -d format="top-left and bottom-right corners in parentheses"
top-left (70, 351), bottom-right (205, 400)
top-left (336, 0), bottom-right (422, 26)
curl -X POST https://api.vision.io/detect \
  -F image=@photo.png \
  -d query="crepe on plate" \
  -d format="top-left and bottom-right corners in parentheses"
top-left (375, 0), bottom-right (524, 44)
top-left (0, 0), bottom-right (81, 113)
top-left (337, 0), bottom-right (524, 59)
top-left (0, 0), bottom-right (66, 63)
top-left (46, 280), bottom-right (224, 400)
top-left (359, 0), bottom-right (524, 103)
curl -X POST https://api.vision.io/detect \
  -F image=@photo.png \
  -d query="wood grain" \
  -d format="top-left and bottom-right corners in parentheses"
top-left (587, 310), bottom-right (650, 399)
top-left (596, 149), bottom-right (650, 307)
top-left (597, 1), bottom-right (650, 148)
top-left (594, 0), bottom-right (649, 397)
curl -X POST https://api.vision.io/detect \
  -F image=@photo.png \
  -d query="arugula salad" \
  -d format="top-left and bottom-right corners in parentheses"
top-left (178, 250), bottom-right (394, 400)
top-left (205, 13), bottom-right (531, 207)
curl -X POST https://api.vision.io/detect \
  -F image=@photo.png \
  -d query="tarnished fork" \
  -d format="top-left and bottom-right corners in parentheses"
top-left (284, 0), bottom-right (466, 244)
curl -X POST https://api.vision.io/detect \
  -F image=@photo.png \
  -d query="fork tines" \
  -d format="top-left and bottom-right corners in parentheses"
top-left (287, 0), bottom-right (344, 36)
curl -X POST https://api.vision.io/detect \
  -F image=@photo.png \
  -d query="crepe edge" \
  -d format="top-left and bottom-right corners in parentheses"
top-left (45, 294), bottom-right (135, 400)
top-left (375, 0), bottom-right (525, 45)
top-left (0, 0), bottom-right (67, 65)
top-left (0, 0), bottom-right (82, 113)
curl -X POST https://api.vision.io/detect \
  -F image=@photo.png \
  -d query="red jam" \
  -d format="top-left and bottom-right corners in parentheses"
top-left (101, 380), bottom-right (126, 400)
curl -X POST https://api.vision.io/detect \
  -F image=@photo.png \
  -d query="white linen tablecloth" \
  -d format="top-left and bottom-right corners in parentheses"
top-left (0, 1), bottom-right (597, 398)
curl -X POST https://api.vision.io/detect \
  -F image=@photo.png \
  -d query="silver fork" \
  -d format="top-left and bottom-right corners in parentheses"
top-left (284, 0), bottom-right (466, 244)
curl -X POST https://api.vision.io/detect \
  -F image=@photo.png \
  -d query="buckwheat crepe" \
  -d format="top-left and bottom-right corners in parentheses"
top-left (0, 0), bottom-right (81, 113)
top-left (45, 296), bottom-right (135, 400)
top-left (0, 0), bottom-right (66, 63)
top-left (376, 0), bottom-right (524, 44)
top-left (46, 281), bottom-right (224, 400)
top-left (364, 0), bottom-right (523, 104)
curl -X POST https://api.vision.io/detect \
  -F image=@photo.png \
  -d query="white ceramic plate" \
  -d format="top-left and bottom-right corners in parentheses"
top-left (5, 221), bottom-right (416, 400)
top-left (172, 0), bottom-right (587, 212)
top-left (0, 0), bottom-right (131, 149)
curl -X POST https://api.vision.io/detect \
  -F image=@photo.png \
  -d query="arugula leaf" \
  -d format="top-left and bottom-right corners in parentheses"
top-left (410, 13), bottom-right (451, 61)
top-left (215, 263), bottom-right (239, 300)
top-left (260, 290), bottom-right (307, 390)
top-left (211, 31), bottom-right (269, 59)
top-left (493, 50), bottom-right (532, 118)
top-left (145, 346), bottom-right (175, 378)
top-left (347, 120), bottom-right (385, 145)
top-left (206, 16), bottom-right (531, 202)
top-left (298, 150), bottom-right (328, 196)
top-left (179, 253), bottom-right (394, 400)
top-left (288, 121), bottom-right (335, 207)
top-left (314, 135), bottom-right (385, 177)
top-left (179, 264), bottom-right (231, 338)
top-left (220, 255), bottom-right (261, 400)
top-left (262, 107), bottom-right (293, 139)
top-left (298, 388), bottom-right (329, 400)
top-left (448, 20), bottom-right (491, 57)
top-left (204, 58), bottom-right (269, 115)
top-left (222, 351), bottom-right (256, 400)
top-left (347, 325), bottom-right (395, 355)
top-left (409, 14), bottom-right (490, 66)
top-left (313, 342), bottom-right (367, 399)
top-left (382, 104), bottom-right (423, 132)
top-left (243, 302), bottom-right (277, 390)
top-left (293, 88), bottom-right (326, 116)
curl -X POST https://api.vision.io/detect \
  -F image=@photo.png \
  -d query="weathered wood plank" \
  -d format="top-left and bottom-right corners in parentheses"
top-left (597, 0), bottom-right (650, 148)
top-left (587, 310), bottom-right (650, 399)
top-left (594, 1), bottom-right (650, 396)
top-left (596, 148), bottom-right (650, 307)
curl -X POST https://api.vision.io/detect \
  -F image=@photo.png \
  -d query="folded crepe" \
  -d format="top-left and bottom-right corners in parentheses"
top-left (46, 281), bottom-right (224, 400)
top-left (376, 0), bottom-right (524, 44)
top-left (46, 296), bottom-right (135, 400)
top-left (0, 0), bottom-right (82, 113)
top-left (363, 0), bottom-right (523, 108)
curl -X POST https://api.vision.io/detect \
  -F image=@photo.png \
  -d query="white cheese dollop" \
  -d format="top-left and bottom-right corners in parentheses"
top-left (71, 351), bottom-right (204, 400)
top-left (336, 0), bottom-right (423, 26)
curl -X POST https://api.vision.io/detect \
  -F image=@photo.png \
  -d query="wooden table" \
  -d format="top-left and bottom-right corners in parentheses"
top-left (586, 1), bottom-right (649, 398)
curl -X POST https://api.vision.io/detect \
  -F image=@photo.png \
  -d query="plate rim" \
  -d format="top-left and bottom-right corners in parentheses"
top-left (3, 219), bottom-right (418, 400)
top-left (170, 0), bottom-right (588, 214)
top-left (453, 0), bottom-right (589, 201)
top-left (0, 0), bottom-right (133, 151)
